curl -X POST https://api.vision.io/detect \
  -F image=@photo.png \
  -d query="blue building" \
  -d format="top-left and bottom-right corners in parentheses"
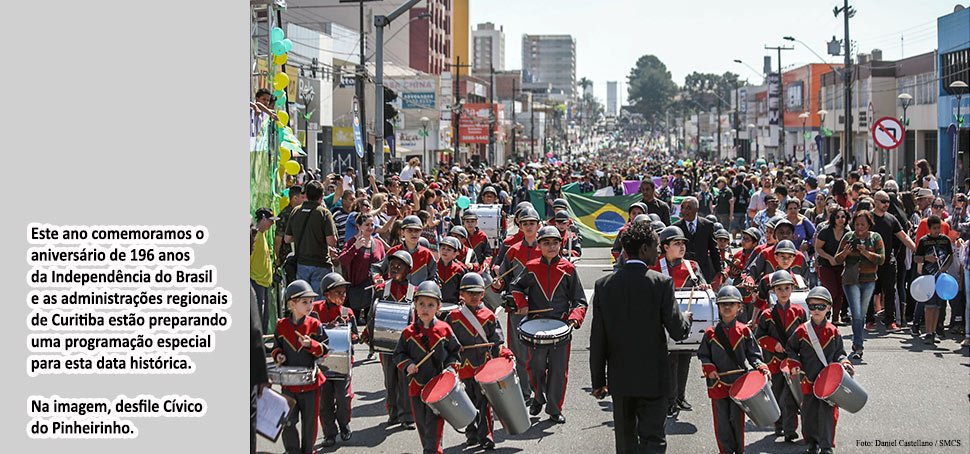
top-left (937, 6), bottom-right (970, 195)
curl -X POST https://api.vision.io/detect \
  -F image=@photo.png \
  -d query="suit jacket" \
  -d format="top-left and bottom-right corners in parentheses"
top-left (674, 216), bottom-right (721, 282)
top-left (590, 262), bottom-right (691, 398)
top-left (250, 287), bottom-right (268, 388)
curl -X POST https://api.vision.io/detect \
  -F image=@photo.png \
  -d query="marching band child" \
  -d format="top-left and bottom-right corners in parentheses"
top-left (755, 270), bottom-right (807, 443)
top-left (461, 211), bottom-right (493, 263)
top-left (698, 285), bottom-right (770, 454)
top-left (446, 273), bottom-right (513, 450)
top-left (711, 228), bottom-right (733, 290)
top-left (731, 228), bottom-right (761, 323)
top-left (754, 240), bottom-right (807, 318)
top-left (783, 287), bottom-right (853, 454)
top-left (436, 236), bottom-right (468, 306)
top-left (272, 280), bottom-right (329, 454)
top-left (311, 272), bottom-right (358, 447)
top-left (553, 210), bottom-right (583, 258)
top-left (393, 282), bottom-right (462, 454)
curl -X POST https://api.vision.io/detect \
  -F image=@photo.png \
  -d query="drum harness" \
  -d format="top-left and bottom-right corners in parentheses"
top-left (713, 324), bottom-right (747, 376)
top-left (660, 258), bottom-right (699, 312)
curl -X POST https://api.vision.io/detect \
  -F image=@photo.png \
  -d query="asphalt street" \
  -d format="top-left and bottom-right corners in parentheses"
top-left (258, 247), bottom-right (970, 454)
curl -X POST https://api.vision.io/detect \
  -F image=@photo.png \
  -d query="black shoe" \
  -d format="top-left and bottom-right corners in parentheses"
top-left (924, 333), bottom-right (936, 344)
top-left (480, 439), bottom-right (496, 450)
top-left (400, 420), bottom-right (415, 430)
top-left (339, 428), bottom-right (352, 441)
top-left (466, 438), bottom-right (480, 447)
top-left (666, 405), bottom-right (679, 418)
top-left (785, 434), bottom-right (799, 443)
top-left (676, 399), bottom-right (692, 411)
top-left (322, 436), bottom-right (336, 448)
top-left (529, 400), bottom-right (543, 416)
top-left (774, 426), bottom-right (784, 437)
top-left (386, 415), bottom-right (399, 426)
top-left (805, 444), bottom-right (820, 454)
top-left (550, 413), bottom-right (566, 424)
top-left (910, 325), bottom-right (921, 336)
top-left (820, 449), bottom-right (834, 454)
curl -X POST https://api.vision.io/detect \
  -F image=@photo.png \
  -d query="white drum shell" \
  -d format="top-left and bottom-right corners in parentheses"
top-left (667, 289), bottom-right (718, 351)
top-left (469, 204), bottom-right (503, 249)
top-left (518, 318), bottom-right (571, 347)
top-left (372, 300), bottom-right (413, 353)
top-left (318, 325), bottom-right (352, 378)
top-left (267, 366), bottom-right (316, 386)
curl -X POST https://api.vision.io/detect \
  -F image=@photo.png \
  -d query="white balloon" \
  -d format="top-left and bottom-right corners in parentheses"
top-left (910, 275), bottom-right (935, 303)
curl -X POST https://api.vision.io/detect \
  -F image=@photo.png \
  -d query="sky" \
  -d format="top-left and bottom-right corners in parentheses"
top-left (469, 0), bottom-right (957, 103)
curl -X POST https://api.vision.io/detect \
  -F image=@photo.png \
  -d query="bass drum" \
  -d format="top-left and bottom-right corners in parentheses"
top-left (475, 357), bottom-right (531, 435)
top-left (318, 325), bottom-right (352, 379)
top-left (421, 371), bottom-right (478, 430)
top-left (469, 204), bottom-right (503, 249)
top-left (667, 289), bottom-right (718, 352)
top-left (789, 289), bottom-right (809, 314)
top-left (370, 300), bottom-right (413, 353)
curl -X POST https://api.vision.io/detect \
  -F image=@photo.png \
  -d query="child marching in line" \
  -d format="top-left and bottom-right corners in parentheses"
top-left (446, 273), bottom-right (514, 450)
top-left (783, 287), bottom-right (853, 454)
top-left (272, 280), bottom-right (330, 454)
top-left (311, 272), bottom-right (359, 448)
top-left (754, 270), bottom-right (807, 443)
top-left (436, 236), bottom-right (468, 306)
top-left (392, 281), bottom-right (462, 454)
top-left (698, 285), bottom-right (770, 454)
top-left (754, 240), bottom-right (807, 322)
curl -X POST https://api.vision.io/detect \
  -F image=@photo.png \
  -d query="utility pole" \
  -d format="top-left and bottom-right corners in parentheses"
top-left (373, 0), bottom-right (421, 183)
top-left (446, 57), bottom-right (472, 162)
top-left (530, 93), bottom-right (536, 159)
top-left (835, 0), bottom-right (856, 177)
top-left (716, 97), bottom-right (722, 159)
top-left (488, 64), bottom-right (496, 165)
top-left (765, 44), bottom-right (794, 162)
top-left (356, 1), bottom-right (367, 185)
top-left (511, 76), bottom-right (517, 159)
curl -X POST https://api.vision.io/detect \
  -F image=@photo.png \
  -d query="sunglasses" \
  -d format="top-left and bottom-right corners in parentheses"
top-left (933, 204), bottom-right (945, 208)
top-left (875, 199), bottom-right (889, 203)
top-left (808, 303), bottom-right (828, 311)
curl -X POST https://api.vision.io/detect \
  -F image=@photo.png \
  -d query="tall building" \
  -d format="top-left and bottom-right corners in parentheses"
top-left (606, 81), bottom-right (618, 116)
top-left (451, 0), bottom-right (470, 75)
top-left (521, 34), bottom-right (576, 98)
top-left (472, 22), bottom-right (504, 72)
top-left (409, 0), bottom-right (452, 75)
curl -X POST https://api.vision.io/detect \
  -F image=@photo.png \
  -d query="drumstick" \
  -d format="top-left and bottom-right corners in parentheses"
top-left (686, 285), bottom-right (696, 313)
top-left (413, 349), bottom-right (436, 369)
top-left (528, 308), bottom-right (554, 314)
top-left (493, 267), bottom-right (516, 281)
top-left (460, 342), bottom-right (498, 351)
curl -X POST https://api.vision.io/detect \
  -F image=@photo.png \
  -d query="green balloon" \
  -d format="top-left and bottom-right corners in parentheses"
top-left (456, 196), bottom-right (471, 209)
top-left (271, 27), bottom-right (285, 44)
top-left (271, 40), bottom-right (286, 56)
top-left (275, 96), bottom-right (287, 108)
top-left (281, 38), bottom-right (293, 53)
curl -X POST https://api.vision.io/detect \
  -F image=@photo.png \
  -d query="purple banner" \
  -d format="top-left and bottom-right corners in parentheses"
top-left (623, 180), bottom-right (641, 195)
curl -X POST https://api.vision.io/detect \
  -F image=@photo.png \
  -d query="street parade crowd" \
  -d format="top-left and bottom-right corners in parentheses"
top-left (250, 142), bottom-right (970, 454)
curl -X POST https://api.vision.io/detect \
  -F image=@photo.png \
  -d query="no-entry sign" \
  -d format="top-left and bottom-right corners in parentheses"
top-left (871, 116), bottom-right (905, 149)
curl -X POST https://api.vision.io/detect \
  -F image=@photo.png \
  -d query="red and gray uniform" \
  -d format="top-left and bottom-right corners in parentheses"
top-left (730, 249), bottom-right (756, 322)
top-left (650, 258), bottom-right (704, 408)
top-left (446, 304), bottom-right (512, 445)
top-left (561, 228), bottom-right (582, 258)
top-left (697, 319), bottom-right (768, 454)
top-left (611, 223), bottom-right (630, 262)
top-left (755, 301), bottom-right (807, 437)
top-left (782, 320), bottom-right (849, 451)
top-left (364, 279), bottom-right (415, 424)
top-left (493, 230), bottom-right (525, 266)
top-left (743, 245), bottom-right (806, 283)
top-left (754, 272), bottom-right (807, 313)
top-left (466, 228), bottom-right (493, 263)
top-left (436, 259), bottom-right (467, 305)
top-left (494, 237), bottom-right (540, 399)
top-left (511, 255), bottom-right (587, 415)
top-left (392, 319), bottom-right (461, 454)
top-left (310, 301), bottom-right (358, 439)
top-left (372, 244), bottom-right (438, 286)
top-left (272, 316), bottom-right (328, 454)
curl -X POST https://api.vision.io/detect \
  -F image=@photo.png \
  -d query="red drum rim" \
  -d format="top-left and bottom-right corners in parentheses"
top-left (729, 371), bottom-right (768, 400)
top-left (474, 357), bottom-right (514, 384)
top-left (421, 371), bottom-right (457, 404)
top-left (813, 363), bottom-right (845, 399)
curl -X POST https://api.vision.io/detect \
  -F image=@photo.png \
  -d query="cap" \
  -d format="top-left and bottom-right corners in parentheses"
top-left (916, 188), bottom-right (933, 199)
top-left (320, 272), bottom-right (351, 293)
top-left (632, 214), bottom-right (652, 224)
top-left (647, 213), bottom-right (662, 223)
top-left (774, 239), bottom-right (797, 255)
top-left (552, 198), bottom-right (569, 210)
top-left (254, 208), bottom-right (279, 222)
top-left (716, 285), bottom-right (743, 304)
top-left (742, 227), bottom-right (762, 242)
top-left (659, 226), bottom-right (687, 244)
top-left (554, 211), bottom-right (570, 221)
top-left (715, 228), bottom-right (731, 240)
top-left (773, 217), bottom-right (794, 232)
top-left (459, 273), bottom-right (486, 292)
top-left (401, 215), bottom-right (423, 230)
top-left (806, 287), bottom-right (834, 305)
top-left (461, 211), bottom-right (479, 221)
top-left (482, 186), bottom-right (498, 196)
top-left (537, 226), bottom-right (562, 242)
top-left (517, 207), bottom-right (541, 223)
top-left (650, 220), bottom-right (666, 233)
top-left (628, 202), bottom-right (648, 214)
top-left (284, 280), bottom-right (318, 301)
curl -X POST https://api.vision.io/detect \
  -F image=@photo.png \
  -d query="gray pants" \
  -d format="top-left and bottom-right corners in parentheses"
top-left (507, 313), bottom-right (532, 400)
top-left (463, 378), bottom-right (493, 444)
top-left (802, 393), bottom-right (837, 450)
top-left (771, 373), bottom-right (800, 436)
top-left (712, 398), bottom-right (744, 454)
top-left (409, 395), bottom-right (445, 454)
top-left (526, 340), bottom-right (571, 415)
top-left (379, 353), bottom-right (412, 422)
top-left (319, 378), bottom-right (352, 438)
top-left (281, 387), bottom-right (320, 454)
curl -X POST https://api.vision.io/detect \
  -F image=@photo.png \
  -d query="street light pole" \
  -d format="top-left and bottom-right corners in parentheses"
top-left (818, 109), bottom-right (828, 171)
top-left (951, 80), bottom-right (968, 194)
top-left (799, 112), bottom-right (809, 165)
top-left (898, 93), bottom-right (912, 182)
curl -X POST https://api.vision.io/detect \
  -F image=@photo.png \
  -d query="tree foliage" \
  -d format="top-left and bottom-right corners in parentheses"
top-left (626, 55), bottom-right (677, 117)
top-left (683, 71), bottom-right (741, 110)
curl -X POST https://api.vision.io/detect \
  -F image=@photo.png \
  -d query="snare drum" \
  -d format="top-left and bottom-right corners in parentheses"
top-left (421, 371), bottom-right (478, 429)
top-left (267, 366), bottom-right (317, 386)
top-left (517, 318), bottom-right (571, 347)
top-left (371, 300), bottom-right (413, 353)
top-left (667, 289), bottom-right (718, 351)
top-left (469, 204), bottom-right (503, 249)
top-left (318, 325), bottom-right (352, 379)
top-left (814, 363), bottom-right (868, 413)
top-left (437, 303), bottom-right (459, 320)
top-left (729, 371), bottom-right (781, 427)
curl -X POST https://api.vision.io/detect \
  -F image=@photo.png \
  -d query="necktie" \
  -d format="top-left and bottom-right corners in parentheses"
top-left (689, 222), bottom-right (695, 235)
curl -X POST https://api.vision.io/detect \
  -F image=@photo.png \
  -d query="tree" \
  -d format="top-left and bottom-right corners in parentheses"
top-left (626, 55), bottom-right (677, 117)
top-left (578, 77), bottom-right (593, 97)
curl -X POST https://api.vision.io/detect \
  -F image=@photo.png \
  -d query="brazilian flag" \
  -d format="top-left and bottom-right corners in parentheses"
top-left (564, 192), bottom-right (641, 247)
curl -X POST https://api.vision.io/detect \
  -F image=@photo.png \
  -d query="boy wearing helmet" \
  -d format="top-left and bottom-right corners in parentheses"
top-left (698, 285), bottom-right (770, 454)
top-left (553, 211), bottom-right (582, 258)
top-left (436, 236), bottom-right (468, 305)
top-left (511, 225), bottom-right (588, 424)
top-left (392, 281), bottom-right (462, 454)
top-left (460, 211), bottom-right (494, 264)
top-left (372, 215), bottom-right (437, 287)
top-left (445, 274), bottom-right (514, 450)
top-left (782, 287), bottom-right (853, 454)
top-left (271, 280), bottom-right (330, 454)
top-left (755, 270), bottom-right (807, 442)
top-left (311, 273), bottom-right (357, 447)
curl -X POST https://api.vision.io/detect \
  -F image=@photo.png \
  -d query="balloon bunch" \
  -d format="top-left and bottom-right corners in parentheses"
top-left (270, 26), bottom-right (292, 122)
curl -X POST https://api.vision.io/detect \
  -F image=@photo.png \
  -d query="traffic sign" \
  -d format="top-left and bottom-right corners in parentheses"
top-left (871, 116), bottom-right (905, 149)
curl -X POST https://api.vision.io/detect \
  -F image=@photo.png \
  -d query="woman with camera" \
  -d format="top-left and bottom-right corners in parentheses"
top-left (835, 210), bottom-right (885, 359)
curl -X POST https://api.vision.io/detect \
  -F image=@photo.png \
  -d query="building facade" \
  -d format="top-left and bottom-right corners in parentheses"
top-left (606, 81), bottom-right (618, 116)
top-left (937, 6), bottom-right (970, 195)
top-left (472, 22), bottom-right (504, 72)
top-left (522, 34), bottom-right (576, 99)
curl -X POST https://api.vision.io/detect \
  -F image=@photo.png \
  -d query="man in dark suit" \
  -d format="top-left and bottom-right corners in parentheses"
top-left (590, 221), bottom-right (692, 453)
top-left (674, 196), bottom-right (722, 282)
top-left (251, 287), bottom-right (269, 454)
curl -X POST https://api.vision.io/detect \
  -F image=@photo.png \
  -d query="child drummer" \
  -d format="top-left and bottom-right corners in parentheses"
top-left (311, 272), bottom-right (358, 448)
top-left (754, 270), bottom-right (807, 442)
top-left (436, 236), bottom-right (469, 305)
top-left (446, 273), bottom-right (514, 450)
top-left (511, 225), bottom-right (587, 424)
top-left (782, 287), bottom-right (853, 454)
top-left (698, 285), bottom-right (770, 454)
top-left (271, 280), bottom-right (329, 454)
top-left (392, 281), bottom-right (462, 454)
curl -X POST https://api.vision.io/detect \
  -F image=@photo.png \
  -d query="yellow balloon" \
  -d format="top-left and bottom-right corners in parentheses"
top-left (279, 195), bottom-right (289, 210)
top-left (279, 147), bottom-right (291, 163)
top-left (277, 110), bottom-right (289, 127)
top-left (273, 73), bottom-right (289, 91)
top-left (284, 160), bottom-right (301, 176)
top-left (273, 53), bottom-right (288, 66)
